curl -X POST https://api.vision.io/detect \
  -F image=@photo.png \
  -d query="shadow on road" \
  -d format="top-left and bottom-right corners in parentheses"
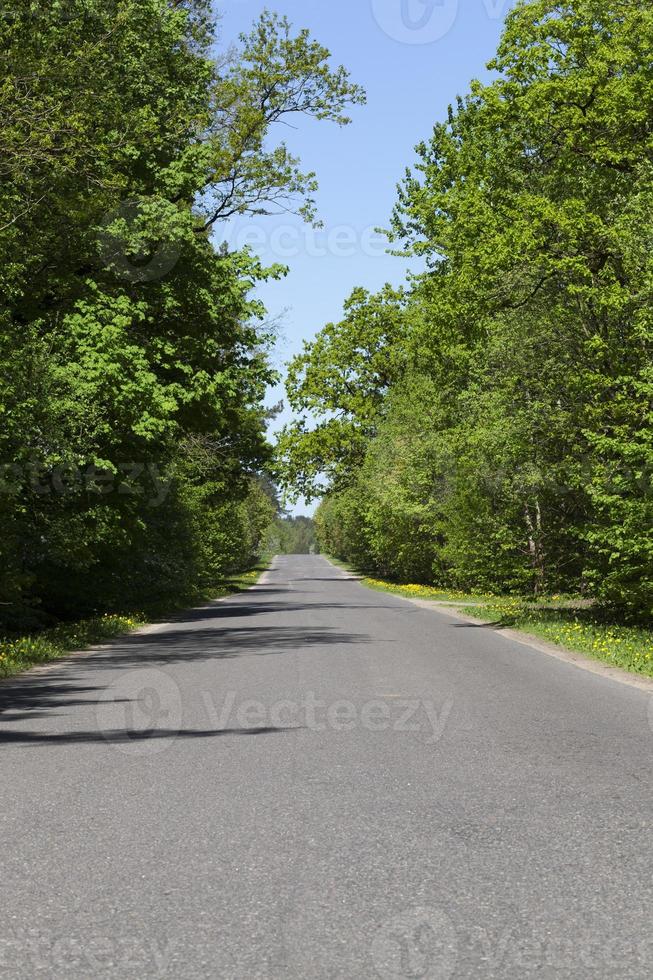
top-left (0, 725), bottom-right (302, 746)
top-left (0, 599), bottom-right (372, 726)
top-left (451, 620), bottom-right (510, 630)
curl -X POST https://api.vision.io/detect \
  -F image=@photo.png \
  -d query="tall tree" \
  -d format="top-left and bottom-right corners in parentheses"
top-left (289, 0), bottom-right (652, 617)
top-left (0, 0), bottom-right (364, 624)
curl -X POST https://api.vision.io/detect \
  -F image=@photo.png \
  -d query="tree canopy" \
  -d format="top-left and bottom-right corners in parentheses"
top-left (0, 0), bottom-right (363, 627)
top-left (279, 0), bottom-right (653, 621)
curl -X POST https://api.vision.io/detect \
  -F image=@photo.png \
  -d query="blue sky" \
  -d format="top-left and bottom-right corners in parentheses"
top-left (216, 0), bottom-right (515, 514)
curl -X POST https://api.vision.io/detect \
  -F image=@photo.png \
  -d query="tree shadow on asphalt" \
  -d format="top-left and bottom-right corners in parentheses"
top-left (0, 600), bottom-right (371, 724)
top-left (154, 598), bottom-right (390, 625)
top-left (451, 620), bottom-right (511, 630)
top-left (0, 724), bottom-right (302, 746)
top-left (0, 685), bottom-right (133, 722)
top-left (77, 627), bottom-right (371, 678)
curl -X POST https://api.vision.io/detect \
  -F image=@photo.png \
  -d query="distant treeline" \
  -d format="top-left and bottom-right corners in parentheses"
top-left (0, 2), bottom-right (362, 630)
top-left (269, 517), bottom-right (318, 555)
top-left (278, 0), bottom-right (653, 623)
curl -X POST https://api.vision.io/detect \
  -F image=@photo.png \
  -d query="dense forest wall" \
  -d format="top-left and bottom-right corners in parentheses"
top-left (0, 1), bottom-right (362, 629)
top-left (279, 0), bottom-right (653, 623)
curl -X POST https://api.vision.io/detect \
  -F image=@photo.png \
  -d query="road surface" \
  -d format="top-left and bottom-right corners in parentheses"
top-left (1, 554), bottom-right (652, 978)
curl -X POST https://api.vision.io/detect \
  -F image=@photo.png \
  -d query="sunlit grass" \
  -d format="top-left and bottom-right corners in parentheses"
top-left (0, 613), bottom-right (147, 679)
top-left (362, 577), bottom-right (496, 604)
top-left (462, 600), bottom-right (653, 677)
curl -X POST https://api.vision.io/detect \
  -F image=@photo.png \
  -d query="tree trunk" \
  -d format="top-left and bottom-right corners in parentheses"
top-left (524, 499), bottom-right (546, 596)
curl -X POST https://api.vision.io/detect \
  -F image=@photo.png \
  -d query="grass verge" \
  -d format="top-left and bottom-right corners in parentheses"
top-left (0, 560), bottom-right (270, 680)
top-left (459, 600), bottom-right (653, 678)
top-left (325, 556), bottom-right (653, 679)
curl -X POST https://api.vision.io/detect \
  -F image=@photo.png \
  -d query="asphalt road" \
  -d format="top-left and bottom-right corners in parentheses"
top-left (1, 554), bottom-right (652, 979)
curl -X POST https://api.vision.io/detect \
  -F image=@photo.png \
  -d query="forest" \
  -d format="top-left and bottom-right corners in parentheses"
top-left (269, 516), bottom-right (318, 555)
top-left (2, 2), bottom-right (651, 965)
top-left (1, 0), bottom-right (651, 659)
top-left (278, 0), bottom-right (652, 624)
top-left (0, 0), bottom-right (361, 635)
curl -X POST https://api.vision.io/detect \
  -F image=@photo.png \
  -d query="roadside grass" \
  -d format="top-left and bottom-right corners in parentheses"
top-left (0, 560), bottom-right (270, 680)
top-left (326, 555), bottom-right (497, 604)
top-left (460, 600), bottom-right (653, 678)
top-left (324, 556), bottom-right (653, 679)
top-left (362, 578), bottom-right (496, 605)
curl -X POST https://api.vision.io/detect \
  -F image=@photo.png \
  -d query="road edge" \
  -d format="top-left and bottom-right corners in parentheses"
top-left (321, 557), bottom-right (653, 695)
top-left (0, 556), bottom-right (279, 686)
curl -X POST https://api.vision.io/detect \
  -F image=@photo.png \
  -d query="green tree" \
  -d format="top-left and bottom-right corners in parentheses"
top-left (291, 0), bottom-right (653, 618)
top-left (0, 1), bottom-right (364, 625)
top-left (276, 285), bottom-right (409, 499)
top-left (269, 516), bottom-right (318, 554)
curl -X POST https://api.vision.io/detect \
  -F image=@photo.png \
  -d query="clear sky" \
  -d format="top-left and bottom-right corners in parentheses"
top-left (216, 0), bottom-right (515, 514)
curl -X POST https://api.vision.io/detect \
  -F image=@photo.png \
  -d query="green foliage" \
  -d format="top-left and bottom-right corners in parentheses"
top-left (268, 515), bottom-right (318, 554)
top-left (289, 0), bottom-right (653, 623)
top-left (276, 285), bottom-right (410, 498)
top-left (0, 562), bottom-right (269, 679)
top-left (0, 1), bottom-right (362, 633)
top-left (0, 613), bottom-right (148, 679)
